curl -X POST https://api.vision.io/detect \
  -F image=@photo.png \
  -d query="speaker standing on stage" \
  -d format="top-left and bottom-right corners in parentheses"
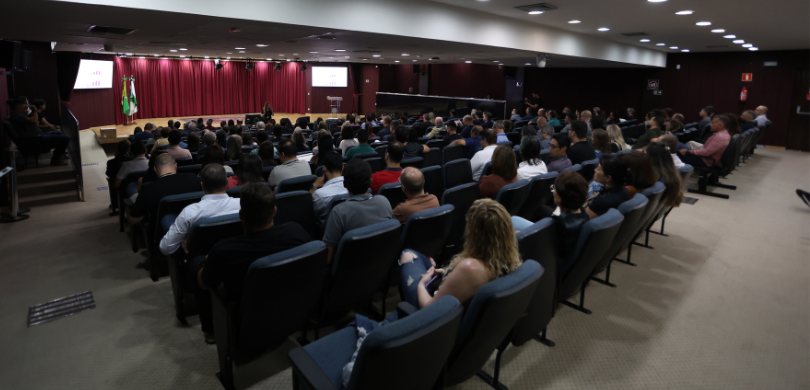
top-left (262, 102), bottom-right (273, 122)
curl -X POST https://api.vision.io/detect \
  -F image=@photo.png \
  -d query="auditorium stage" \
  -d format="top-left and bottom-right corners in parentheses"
top-left (83, 113), bottom-right (348, 145)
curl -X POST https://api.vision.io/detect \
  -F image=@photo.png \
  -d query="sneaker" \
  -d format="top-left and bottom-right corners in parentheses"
top-left (204, 332), bottom-right (216, 344)
top-left (796, 189), bottom-right (810, 208)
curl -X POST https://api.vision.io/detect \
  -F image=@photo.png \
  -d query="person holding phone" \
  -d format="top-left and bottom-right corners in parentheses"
top-left (398, 199), bottom-right (522, 309)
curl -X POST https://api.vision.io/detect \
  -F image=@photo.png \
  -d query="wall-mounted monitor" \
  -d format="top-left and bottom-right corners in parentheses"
top-left (73, 59), bottom-right (114, 89)
top-left (311, 66), bottom-right (347, 87)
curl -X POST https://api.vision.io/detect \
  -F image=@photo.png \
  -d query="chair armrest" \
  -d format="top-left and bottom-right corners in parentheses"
top-left (396, 302), bottom-right (418, 319)
top-left (288, 348), bottom-right (338, 390)
top-left (123, 198), bottom-right (135, 207)
top-left (211, 285), bottom-right (237, 380)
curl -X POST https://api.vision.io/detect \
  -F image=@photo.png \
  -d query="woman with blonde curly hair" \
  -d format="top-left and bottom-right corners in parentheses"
top-left (399, 198), bottom-right (522, 308)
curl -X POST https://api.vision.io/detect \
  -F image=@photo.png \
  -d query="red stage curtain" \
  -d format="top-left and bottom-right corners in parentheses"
top-left (113, 58), bottom-right (305, 125)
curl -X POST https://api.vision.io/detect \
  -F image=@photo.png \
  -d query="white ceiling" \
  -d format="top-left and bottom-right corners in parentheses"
top-left (432, 0), bottom-right (810, 53)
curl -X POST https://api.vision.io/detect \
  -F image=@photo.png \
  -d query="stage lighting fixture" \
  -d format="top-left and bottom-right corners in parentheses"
top-left (274, 63), bottom-right (282, 71)
top-left (214, 58), bottom-right (223, 70)
top-left (301, 64), bottom-right (308, 71)
top-left (245, 62), bottom-right (254, 71)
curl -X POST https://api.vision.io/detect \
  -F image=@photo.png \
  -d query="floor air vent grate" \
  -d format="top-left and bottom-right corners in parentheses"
top-left (27, 291), bottom-right (96, 327)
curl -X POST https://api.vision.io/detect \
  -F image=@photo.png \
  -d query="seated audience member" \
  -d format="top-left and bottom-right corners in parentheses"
top-left (133, 123), bottom-right (154, 143)
top-left (533, 116), bottom-right (548, 133)
top-left (740, 110), bottom-right (757, 132)
top-left (472, 112), bottom-right (484, 126)
top-left (344, 128), bottom-right (374, 159)
top-left (539, 124), bottom-right (554, 150)
top-left (251, 131), bottom-right (271, 156)
top-left (377, 116), bottom-right (393, 138)
top-left (257, 141), bottom-right (277, 168)
top-left (185, 132), bottom-right (200, 154)
top-left (678, 115), bottom-right (732, 168)
top-left (591, 129), bottom-right (612, 159)
top-left (226, 154), bottom-right (264, 189)
top-left (190, 183), bottom-right (310, 343)
top-left (441, 120), bottom-right (462, 147)
top-left (393, 167), bottom-right (440, 223)
top-left (166, 130), bottom-right (192, 159)
top-left (311, 130), bottom-right (333, 167)
top-left (293, 129), bottom-right (311, 153)
top-left (226, 134), bottom-right (243, 161)
top-left (622, 151), bottom-right (656, 198)
top-left (547, 133), bottom-right (573, 172)
top-left (338, 124), bottom-right (358, 155)
top-left (205, 119), bottom-right (216, 131)
top-left (271, 125), bottom-right (284, 141)
top-left (470, 129), bottom-right (498, 181)
top-left (159, 164), bottom-right (241, 256)
top-left (425, 117), bottom-right (446, 138)
top-left (107, 140), bottom-right (132, 182)
top-left (585, 154), bottom-right (629, 219)
top-left (7, 96), bottom-right (70, 165)
top-left (626, 107), bottom-right (636, 121)
top-left (371, 142), bottom-right (404, 194)
top-left (481, 112), bottom-right (494, 129)
top-left (567, 120), bottom-right (596, 165)
top-left (646, 142), bottom-right (684, 208)
top-left (228, 125), bottom-right (242, 137)
top-left (521, 106), bottom-right (535, 121)
top-left (754, 105), bottom-right (769, 127)
top-left (722, 113), bottom-right (742, 136)
top-left (493, 121), bottom-right (509, 144)
top-left (503, 120), bottom-right (514, 134)
top-left (219, 120), bottom-right (227, 130)
top-left (510, 108), bottom-right (523, 122)
top-left (667, 118), bottom-right (684, 135)
top-left (311, 151), bottom-right (348, 223)
top-left (657, 134), bottom-right (685, 168)
top-left (511, 171), bottom-right (589, 261)
top-left (150, 127), bottom-right (171, 153)
top-left (399, 199), bottom-right (521, 308)
top-left (294, 118), bottom-right (308, 131)
top-left (479, 145), bottom-right (518, 199)
top-left (517, 135), bottom-right (548, 180)
top-left (404, 127), bottom-right (430, 158)
top-left (459, 115), bottom-right (475, 138)
top-left (382, 121), bottom-right (400, 143)
top-left (127, 154), bottom-right (203, 226)
top-left (323, 159), bottom-right (393, 262)
top-left (242, 132), bottom-right (255, 147)
top-left (547, 110), bottom-right (560, 127)
top-left (522, 126), bottom-right (537, 139)
top-left (115, 141), bottom-right (148, 191)
top-left (589, 116), bottom-right (604, 138)
top-left (267, 139), bottom-right (311, 188)
top-left (200, 131), bottom-right (217, 154)
top-left (633, 116), bottom-right (665, 150)
top-left (561, 113), bottom-right (576, 133)
top-left (606, 124), bottom-right (628, 152)
top-left (201, 145), bottom-right (234, 175)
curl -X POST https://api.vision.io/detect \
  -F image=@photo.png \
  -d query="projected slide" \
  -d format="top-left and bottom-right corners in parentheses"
top-left (312, 67), bottom-right (347, 87)
top-left (74, 60), bottom-right (114, 89)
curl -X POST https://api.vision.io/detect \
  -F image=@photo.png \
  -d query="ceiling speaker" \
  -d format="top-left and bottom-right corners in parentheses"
top-left (103, 44), bottom-right (114, 52)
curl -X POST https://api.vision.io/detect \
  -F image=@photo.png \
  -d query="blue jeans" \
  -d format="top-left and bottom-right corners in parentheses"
top-left (511, 216), bottom-right (533, 231)
top-left (679, 142), bottom-right (691, 151)
top-left (400, 250), bottom-right (434, 307)
top-left (126, 182), bottom-right (138, 198)
top-left (41, 132), bottom-right (69, 157)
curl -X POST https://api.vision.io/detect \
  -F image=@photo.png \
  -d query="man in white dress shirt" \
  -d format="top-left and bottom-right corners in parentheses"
top-left (471, 129), bottom-right (498, 181)
top-left (754, 105), bottom-right (769, 127)
top-left (159, 164), bottom-right (241, 255)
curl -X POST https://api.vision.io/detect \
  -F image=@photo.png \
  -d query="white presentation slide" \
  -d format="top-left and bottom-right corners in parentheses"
top-left (311, 67), bottom-right (347, 87)
top-left (73, 60), bottom-right (114, 89)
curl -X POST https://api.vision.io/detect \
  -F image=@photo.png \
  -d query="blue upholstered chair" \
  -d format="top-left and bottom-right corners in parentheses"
top-left (399, 204), bottom-right (455, 260)
top-left (400, 156), bottom-right (424, 169)
top-left (440, 183), bottom-right (480, 261)
top-left (423, 147), bottom-right (442, 167)
top-left (495, 179), bottom-right (529, 216)
top-left (591, 194), bottom-right (648, 287)
top-left (443, 159), bottom-right (473, 189)
top-left (513, 218), bottom-right (558, 347)
top-left (275, 190), bottom-right (318, 239)
top-left (277, 174), bottom-right (317, 194)
top-left (579, 158), bottom-right (600, 182)
top-left (442, 144), bottom-right (466, 165)
top-left (420, 165), bottom-right (443, 198)
top-left (517, 172), bottom-right (557, 221)
top-left (378, 182), bottom-right (406, 210)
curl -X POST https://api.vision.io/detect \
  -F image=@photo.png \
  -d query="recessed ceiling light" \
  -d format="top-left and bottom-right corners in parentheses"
top-left (492, 60), bottom-right (499, 62)
top-left (656, 43), bottom-right (666, 46)
top-left (344, 56), bottom-right (350, 58)
top-left (640, 39), bottom-right (651, 42)
top-left (179, 55), bottom-right (185, 58)
top-left (525, 63), bottom-right (532, 66)
top-left (170, 49), bottom-right (178, 52)
top-left (373, 54), bottom-right (381, 58)
top-left (279, 54), bottom-right (285, 57)
top-left (235, 47), bottom-right (245, 50)
top-left (412, 60), bottom-right (417, 62)
top-left (723, 35), bottom-right (736, 39)
top-left (266, 58), bottom-right (272, 61)
top-left (695, 21), bottom-right (712, 26)
top-left (528, 11), bottom-right (544, 15)
top-left (204, 56), bottom-right (209, 59)
top-left (256, 44), bottom-right (268, 47)
top-left (394, 60), bottom-right (400, 63)
top-left (139, 56), bottom-right (145, 59)
top-left (742, 44), bottom-right (753, 48)
top-left (733, 40), bottom-right (745, 44)
top-left (598, 27), bottom-right (610, 31)
top-left (238, 51), bottom-right (245, 53)
top-left (401, 53), bottom-right (410, 56)
top-left (465, 61), bottom-right (472, 63)
top-left (153, 54), bottom-right (160, 57)
top-left (226, 57), bottom-right (231, 59)
top-left (568, 20), bottom-right (581, 24)
top-left (309, 52), bottom-right (318, 54)
top-left (179, 48), bottom-right (187, 51)
top-left (749, 47), bottom-right (759, 51)
top-left (675, 10), bottom-right (693, 15)
top-left (648, 0), bottom-right (667, 2)
top-left (335, 49), bottom-right (346, 52)
top-left (669, 46), bottom-right (679, 49)
top-left (681, 49), bottom-right (690, 52)
top-left (711, 29), bottom-right (725, 33)
top-left (362, 59), bottom-right (367, 60)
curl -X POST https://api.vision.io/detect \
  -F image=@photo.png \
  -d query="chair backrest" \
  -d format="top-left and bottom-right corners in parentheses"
top-left (512, 219), bottom-right (557, 347)
top-left (379, 182), bottom-right (407, 210)
top-left (186, 213), bottom-right (244, 260)
top-left (225, 182), bottom-right (270, 198)
top-left (364, 157), bottom-right (384, 173)
top-left (478, 162), bottom-right (492, 182)
top-left (506, 131), bottom-right (521, 146)
top-left (352, 152), bottom-right (379, 161)
top-left (561, 164), bottom-right (581, 174)
top-left (422, 148), bottom-right (442, 167)
top-left (579, 158), bottom-right (599, 182)
top-left (446, 260), bottom-right (544, 386)
top-left (346, 296), bottom-right (464, 390)
top-left (678, 165), bottom-right (693, 191)
top-left (236, 241), bottom-right (328, 363)
top-left (426, 139), bottom-right (444, 150)
top-left (420, 165), bottom-right (444, 198)
top-left (399, 204), bottom-right (455, 259)
top-left (440, 183), bottom-right (480, 253)
top-left (177, 164), bottom-right (202, 175)
top-left (719, 134), bottom-right (741, 174)
top-left (638, 181), bottom-right (665, 231)
top-left (517, 172), bottom-right (557, 220)
top-left (277, 174), bottom-right (317, 194)
top-left (559, 209), bottom-right (623, 300)
top-left (324, 220), bottom-right (403, 315)
top-left (375, 145), bottom-right (387, 160)
top-left (274, 190), bottom-right (318, 239)
top-left (443, 159), bottom-right (473, 189)
top-left (262, 165), bottom-right (275, 181)
top-left (401, 156), bottom-right (424, 169)
top-left (155, 191), bottom-right (205, 240)
top-left (494, 179), bottom-right (529, 215)
top-left (592, 194), bottom-right (648, 275)
top-left (442, 144), bottom-right (466, 165)
top-left (539, 149), bottom-right (551, 165)
top-left (175, 157), bottom-right (195, 166)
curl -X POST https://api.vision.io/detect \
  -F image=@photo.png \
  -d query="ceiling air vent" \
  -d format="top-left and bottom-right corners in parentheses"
top-left (515, 3), bottom-right (557, 13)
top-left (87, 25), bottom-right (137, 36)
top-left (706, 45), bottom-right (729, 49)
top-left (621, 32), bottom-right (648, 37)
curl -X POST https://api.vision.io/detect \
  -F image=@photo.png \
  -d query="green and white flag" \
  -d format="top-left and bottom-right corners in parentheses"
top-left (129, 77), bottom-right (138, 115)
top-left (121, 78), bottom-right (130, 116)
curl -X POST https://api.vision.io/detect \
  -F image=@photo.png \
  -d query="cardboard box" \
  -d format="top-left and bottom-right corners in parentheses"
top-left (100, 128), bottom-right (117, 139)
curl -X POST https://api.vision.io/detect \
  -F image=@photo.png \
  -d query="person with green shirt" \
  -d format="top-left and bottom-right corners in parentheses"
top-left (547, 110), bottom-right (561, 127)
top-left (632, 116), bottom-right (665, 150)
top-left (344, 128), bottom-right (375, 159)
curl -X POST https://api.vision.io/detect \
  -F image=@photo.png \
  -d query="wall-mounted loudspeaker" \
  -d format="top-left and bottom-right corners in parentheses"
top-left (103, 44), bottom-right (114, 52)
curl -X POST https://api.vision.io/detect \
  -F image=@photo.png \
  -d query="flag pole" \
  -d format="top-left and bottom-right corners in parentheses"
top-left (128, 75), bottom-right (138, 125)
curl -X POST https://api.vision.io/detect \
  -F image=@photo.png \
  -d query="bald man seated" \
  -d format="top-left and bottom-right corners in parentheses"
top-left (392, 167), bottom-right (440, 223)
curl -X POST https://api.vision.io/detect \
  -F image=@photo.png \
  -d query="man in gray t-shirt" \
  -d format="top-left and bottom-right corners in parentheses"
top-left (322, 159), bottom-right (393, 263)
top-left (267, 139), bottom-right (312, 188)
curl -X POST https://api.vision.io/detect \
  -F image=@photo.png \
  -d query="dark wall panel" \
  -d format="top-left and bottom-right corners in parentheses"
top-left (429, 63), bottom-right (506, 100)
top-left (10, 41), bottom-right (60, 125)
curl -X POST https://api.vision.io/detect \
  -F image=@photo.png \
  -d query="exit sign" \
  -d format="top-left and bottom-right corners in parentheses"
top-left (742, 73), bottom-right (753, 82)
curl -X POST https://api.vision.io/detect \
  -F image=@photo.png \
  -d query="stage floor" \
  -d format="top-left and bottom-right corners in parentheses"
top-left (84, 113), bottom-right (347, 144)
